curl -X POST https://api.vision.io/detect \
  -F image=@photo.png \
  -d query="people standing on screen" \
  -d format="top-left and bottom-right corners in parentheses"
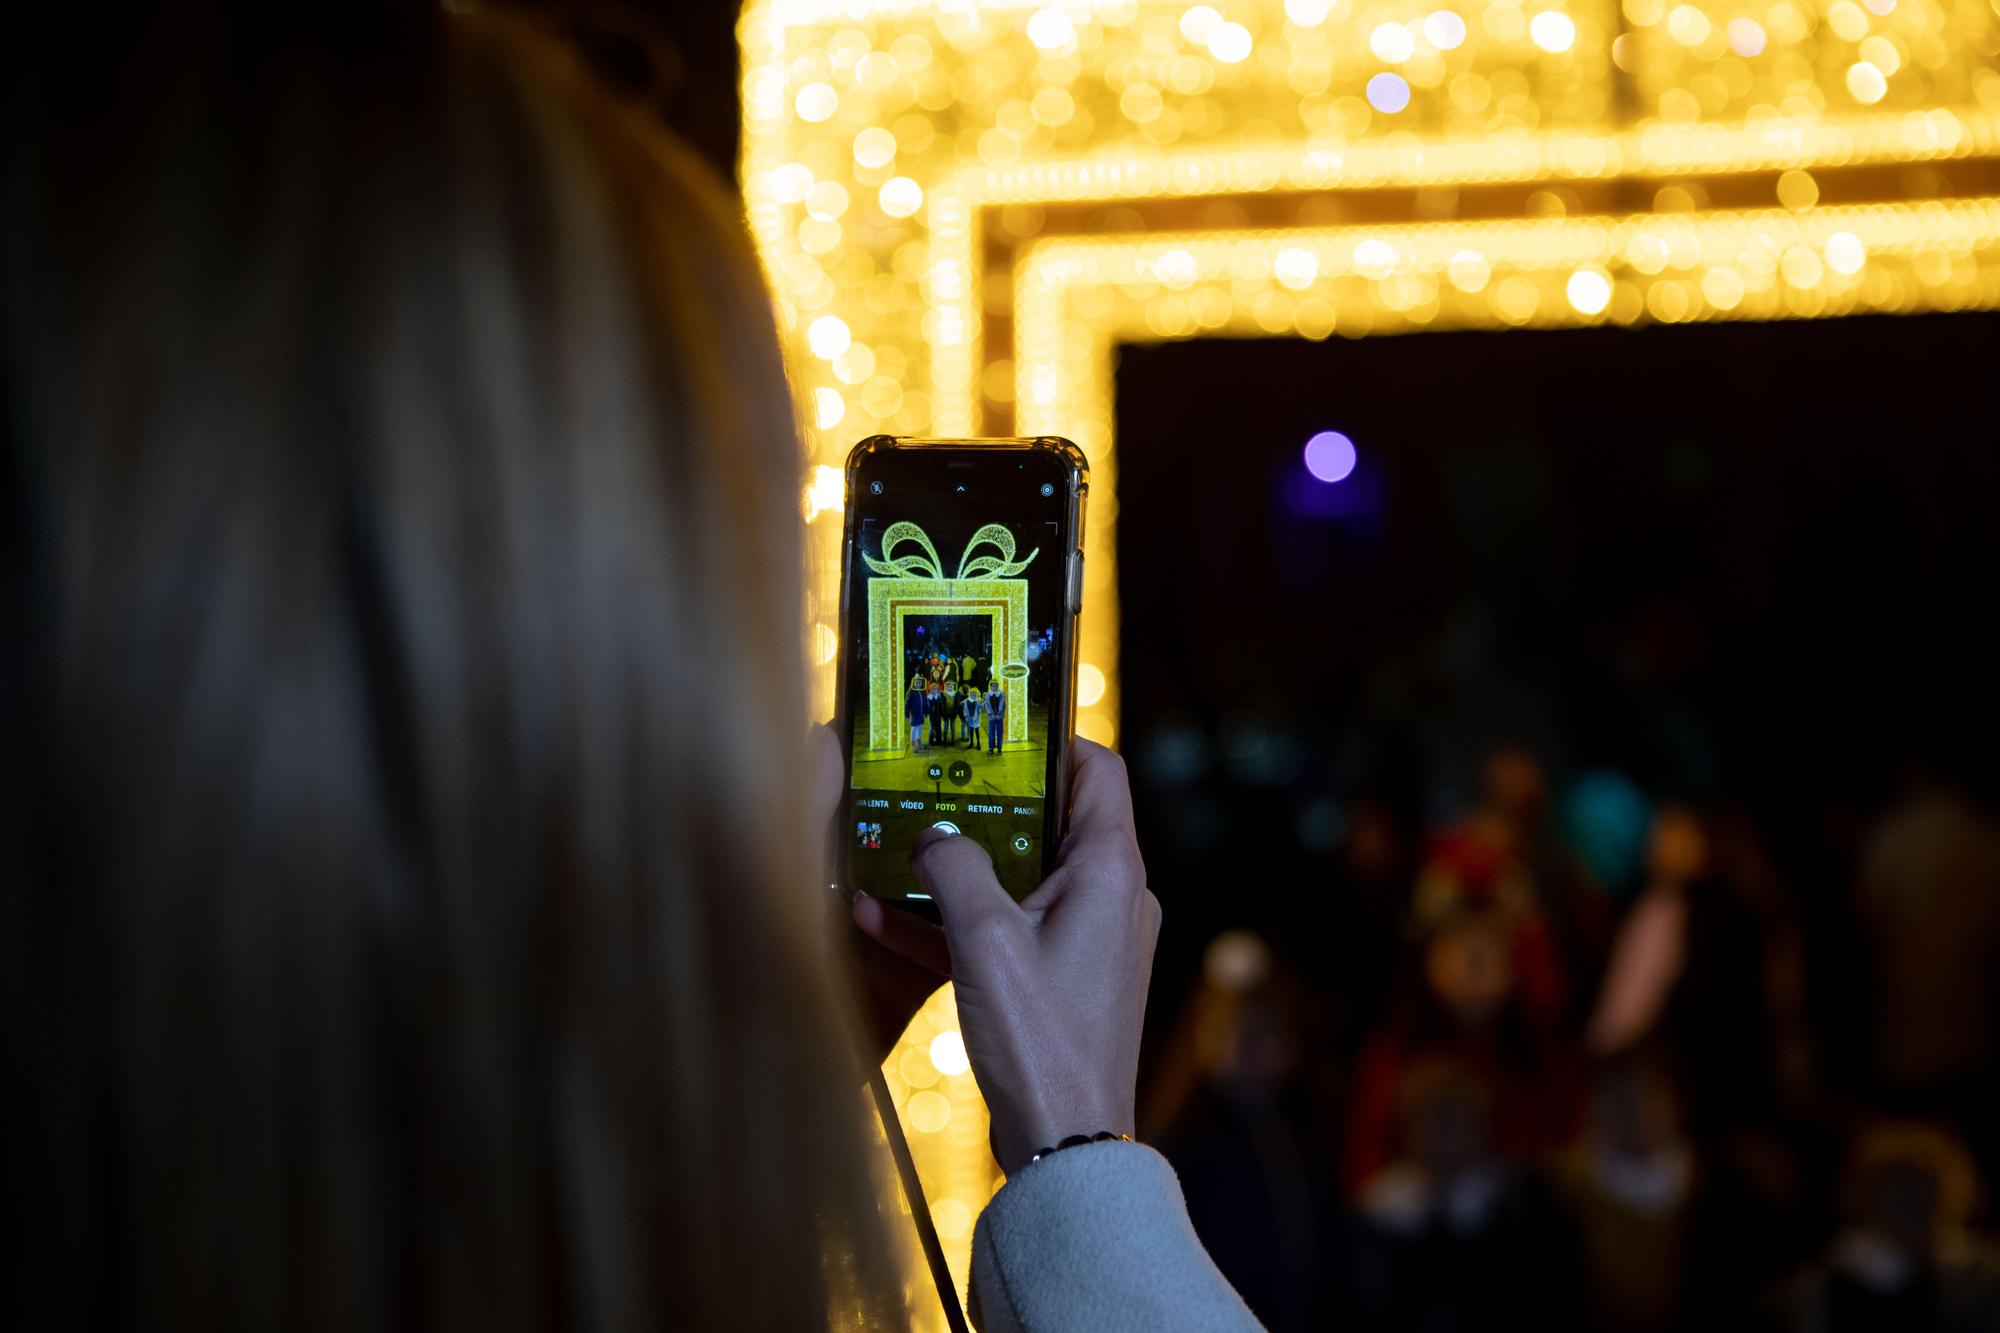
top-left (905, 681), bottom-right (926, 753)
top-left (962, 651), bottom-right (978, 689)
top-left (942, 678), bottom-right (957, 744)
top-left (987, 682), bottom-right (1007, 754)
top-left (961, 688), bottom-right (981, 750)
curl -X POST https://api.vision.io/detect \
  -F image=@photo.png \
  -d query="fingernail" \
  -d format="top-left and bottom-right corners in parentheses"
top-left (854, 890), bottom-right (872, 900)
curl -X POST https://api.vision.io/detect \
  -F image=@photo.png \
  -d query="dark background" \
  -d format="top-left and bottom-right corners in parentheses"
top-left (1113, 315), bottom-right (2000, 1328)
top-left (1115, 313), bottom-right (2000, 1041)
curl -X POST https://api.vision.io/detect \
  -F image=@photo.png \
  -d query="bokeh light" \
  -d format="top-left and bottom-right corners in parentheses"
top-left (1208, 21), bottom-right (1254, 63)
top-left (878, 176), bottom-right (923, 219)
top-left (1529, 11), bottom-right (1577, 52)
top-left (1025, 7), bottom-right (1074, 52)
top-left (1366, 72), bottom-right (1412, 113)
top-left (1847, 61), bottom-right (1889, 104)
top-left (1567, 267), bottom-right (1613, 314)
top-left (1370, 22), bottom-right (1417, 62)
top-left (812, 387), bottom-right (845, 430)
top-left (1304, 430), bottom-right (1359, 483)
top-left (851, 126), bottom-right (896, 170)
top-left (1180, 5), bottom-right (1223, 42)
top-left (1727, 17), bottom-right (1767, 57)
top-left (803, 464), bottom-right (844, 523)
top-left (1777, 170), bottom-right (1820, 211)
top-left (1274, 245), bottom-right (1320, 290)
top-left (1825, 231), bottom-right (1868, 275)
top-left (805, 314), bottom-right (850, 360)
top-left (1424, 10), bottom-right (1469, 49)
top-left (905, 1090), bottom-right (952, 1135)
top-left (793, 82), bottom-right (837, 124)
top-left (1077, 662), bottom-right (1108, 707)
top-left (928, 1030), bottom-right (971, 1077)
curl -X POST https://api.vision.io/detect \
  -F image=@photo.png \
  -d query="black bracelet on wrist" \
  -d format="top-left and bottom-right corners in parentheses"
top-left (1026, 1130), bottom-right (1133, 1166)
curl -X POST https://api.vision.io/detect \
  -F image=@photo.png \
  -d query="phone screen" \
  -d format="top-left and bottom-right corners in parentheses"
top-left (840, 445), bottom-right (1080, 904)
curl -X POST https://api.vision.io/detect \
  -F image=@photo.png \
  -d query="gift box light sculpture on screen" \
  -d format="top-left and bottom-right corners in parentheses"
top-left (865, 522), bottom-right (1037, 749)
top-left (742, 0), bottom-right (2000, 1313)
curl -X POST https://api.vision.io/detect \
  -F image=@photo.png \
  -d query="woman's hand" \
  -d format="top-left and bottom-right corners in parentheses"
top-left (853, 739), bottom-right (1162, 1174)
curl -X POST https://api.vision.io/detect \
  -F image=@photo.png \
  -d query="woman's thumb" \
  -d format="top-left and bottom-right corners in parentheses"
top-left (910, 829), bottom-right (1020, 944)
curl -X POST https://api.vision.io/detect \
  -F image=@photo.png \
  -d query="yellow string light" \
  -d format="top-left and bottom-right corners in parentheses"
top-left (741, 4), bottom-right (2000, 1323)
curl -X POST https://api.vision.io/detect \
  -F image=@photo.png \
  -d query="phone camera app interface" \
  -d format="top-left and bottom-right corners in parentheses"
top-left (845, 457), bottom-right (1067, 902)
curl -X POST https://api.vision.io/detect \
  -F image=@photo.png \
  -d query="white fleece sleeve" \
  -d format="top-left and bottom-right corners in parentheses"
top-left (968, 1140), bottom-right (1265, 1333)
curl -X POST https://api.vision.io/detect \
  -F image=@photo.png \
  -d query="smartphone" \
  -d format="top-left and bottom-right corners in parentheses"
top-left (834, 436), bottom-right (1088, 915)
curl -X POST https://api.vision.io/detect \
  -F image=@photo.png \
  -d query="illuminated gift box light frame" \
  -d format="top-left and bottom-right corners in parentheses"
top-left (741, 0), bottom-right (2000, 1317)
top-left (870, 596), bottom-right (1031, 748)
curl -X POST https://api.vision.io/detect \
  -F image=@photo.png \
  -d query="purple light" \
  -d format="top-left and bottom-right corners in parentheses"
top-left (1303, 430), bottom-right (1357, 483)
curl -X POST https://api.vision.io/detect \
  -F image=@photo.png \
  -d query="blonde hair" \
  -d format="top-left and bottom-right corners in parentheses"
top-left (4, 10), bottom-right (897, 1329)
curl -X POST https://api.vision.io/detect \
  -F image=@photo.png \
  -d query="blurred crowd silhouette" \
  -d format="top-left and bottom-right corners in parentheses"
top-left (1141, 746), bottom-right (2000, 1331)
top-left (1108, 314), bottom-right (2000, 1331)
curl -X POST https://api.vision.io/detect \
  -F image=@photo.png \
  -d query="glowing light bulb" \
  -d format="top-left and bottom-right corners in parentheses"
top-left (805, 179), bottom-right (849, 220)
top-left (928, 1030), bottom-right (971, 1076)
top-left (1530, 11), bottom-right (1577, 51)
top-left (804, 464), bottom-right (845, 522)
top-left (1370, 22), bottom-right (1417, 62)
top-left (852, 126), bottom-right (897, 169)
top-left (1208, 21), bottom-right (1253, 62)
top-left (1304, 430), bottom-right (1357, 483)
top-left (769, 162), bottom-right (813, 204)
top-left (1858, 35), bottom-right (1900, 76)
top-left (1827, 1), bottom-right (1869, 40)
top-left (878, 176), bottom-right (924, 218)
top-left (1727, 17), bottom-right (1766, 56)
top-left (1781, 245), bottom-right (1824, 288)
top-left (1825, 231), bottom-right (1867, 274)
top-left (906, 1089), bottom-right (952, 1133)
top-left (807, 315), bottom-right (851, 359)
top-left (1701, 266), bottom-right (1745, 309)
top-left (1366, 72), bottom-right (1412, 113)
top-left (1026, 8), bottom-right (1076, 51)
top-left (1777, 169), bottom-right (1819, 210)
top-left (1274, 246), bottom-right (1320, 290)
top-left (1566, 267), bottom-right (1612, 313)
top-left (794, 82), bottom-right (838, 123)
top-left (1447, 249), bottom-right (1492, 292)
top-left (1665, 5), bottom-right (1709, 44)
top-left (1154, 248), bottom-right (1199, 286)
top-left (932, 1199), bottom-right (972, 1240)
top-left (1077, 663), bottom-right (1107, 707)
top-left (813, 387), bottom-right (846, 429)
top-left (1353, 236), bottom-right (1399, 275)
top-left (1179, 5), bottom-right (1223, 43)
top-left (1424, 10), bottom-right (1469, 48)
top-left (1846, 60), bottom-right (1888, 104)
